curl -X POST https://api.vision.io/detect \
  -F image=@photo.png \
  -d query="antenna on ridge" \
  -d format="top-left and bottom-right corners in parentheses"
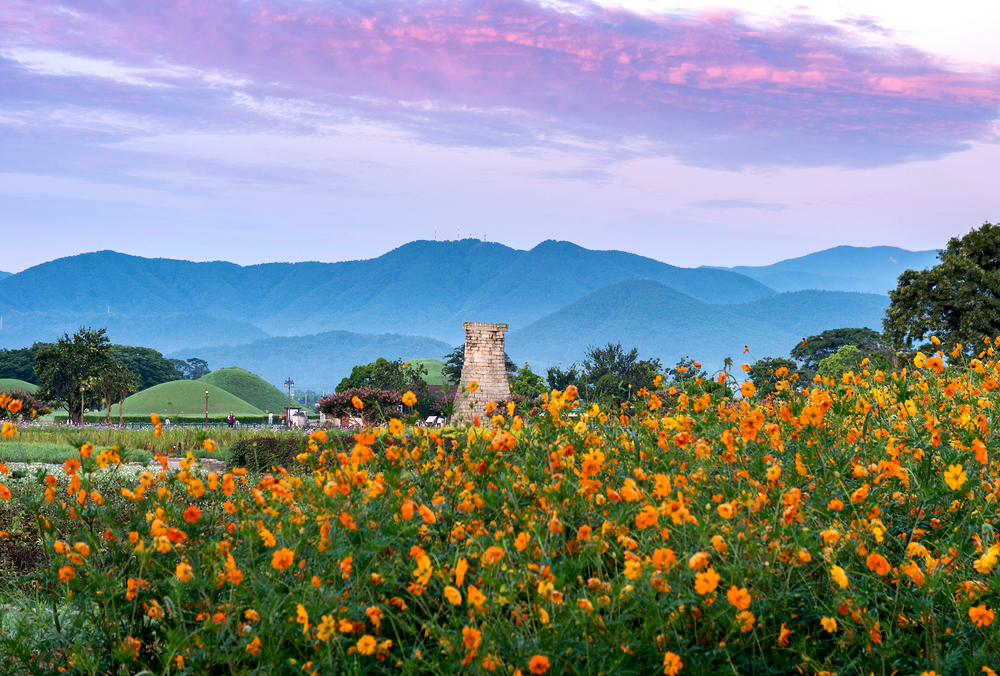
top-left (458, 226), bottom-right (460, 240)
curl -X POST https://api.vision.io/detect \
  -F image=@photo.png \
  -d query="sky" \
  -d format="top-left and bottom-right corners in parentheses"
top-left (1, 0), bottom-right (998, 273)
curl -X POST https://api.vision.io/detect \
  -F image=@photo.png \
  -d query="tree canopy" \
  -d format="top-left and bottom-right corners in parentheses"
top-left (109, 345), bottom-right (181, 391)
top-left (0, 345), bottom-right (44, 384)
top-left (336, 357), bottom-right (433, 416)
top-left (168, 357), bottom-right (211, 380)
top-left (747, 357), bottom-right (798, 398)
top-left (34, 327), bottom-right (114, 424)
top-left (790, 328), bottom-right (883, 371)
top-left (883, 222), bottom-right (1000, 354)
top-left (582, 342), bottom-right (661, 403)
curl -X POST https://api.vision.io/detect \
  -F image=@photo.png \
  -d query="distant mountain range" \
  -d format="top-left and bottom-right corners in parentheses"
top-left (710, 246), bottom-right (939, 294)
top-left (0, 241), bottom-right (937, 387)
top-left (0, 271), bottom-right (9, 280)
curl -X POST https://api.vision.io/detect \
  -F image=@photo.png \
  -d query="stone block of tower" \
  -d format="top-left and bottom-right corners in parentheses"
top-left (453, 322), bottom-right (510, 422)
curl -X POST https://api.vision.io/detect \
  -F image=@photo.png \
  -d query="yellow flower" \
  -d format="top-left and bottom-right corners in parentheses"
top-left (821, 617), bottom-right (837, 633)
top-left (203, 439), bottom-right (217, 452)
top-left (296, 604), bottom-right (309, 634)
top-left (831, 565), bottom-right (848, 589)
top-left (444, 585), bottom-right (462, 605)
top-left (944, 464), bottom-right (967, 490)
top-left (913, 352), bottom-right (927, 368)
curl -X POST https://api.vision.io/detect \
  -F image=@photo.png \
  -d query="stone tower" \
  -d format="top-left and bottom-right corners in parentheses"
top-left (453, 322), bottom-right (510, 422)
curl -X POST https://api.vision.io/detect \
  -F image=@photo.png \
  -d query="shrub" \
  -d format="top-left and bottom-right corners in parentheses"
top-left (227, 436), bottom-right (304, 472)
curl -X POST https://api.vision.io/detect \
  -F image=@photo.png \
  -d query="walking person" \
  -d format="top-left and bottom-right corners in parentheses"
top-left (268, 410), bottom-right (273, 426)
top-left (227, 412), bottom-right (235, 428)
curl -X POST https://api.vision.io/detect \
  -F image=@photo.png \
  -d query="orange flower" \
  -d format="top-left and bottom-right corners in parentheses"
top-left (663, 651), bottom-right (683, 675)
top-left (777, 622), bottom-right (792, 646)
top-left (388, 418), bottom-right (404, 435)
top-left (454, 558), bottom-right (469, 587)
top-left (0, 483), bottom-right (9, 500)
top-left (58, 565), bottom-right (74, 583)
top-left (821, 617), bottom-right (837, 632)
top-left (182, 505), bottom-right (201, 523)
top-left (203, 439), bottom-right (217, 452)
top-left (482, 546), bottom-right (505, 565)
top-left (866, 553), bottom-right (891, 576)
top-left (467, 585), bottom-right (486, 607)
top-left (694, 567), bottom-right (720, 595)
top-left (7, 399), bottom-right (22, 413)
top-left (736, 610), bottom-right (755, 632)
top-left (402, 391), bottom-right (417, 407)
top-left (271, 548), bottom-right (295, 570)
top-left (726, 586), bottom-right (750, 610)
top-left (245, 637), bottom-right (261, 655)
top-left (970, 604), bottom-right (995, 627)
top-left (175, 562), bottom-right (193, 582)
top-left (717, 503), bottom-right (734, 519)
top-left (468, 381), bottom-right (479, 393)
top-left (444, 586), bottom-right (462, 605)
top-left (740, 381), bottom-right (756, 398)
top-left (356, 635), bottom-right (377, 655)
top-left (463, 625), bottom-right (482, 651)
top-left (529, 655), bottom-right (550, 674)
top-left (352, 396), bottom-right (364, 410)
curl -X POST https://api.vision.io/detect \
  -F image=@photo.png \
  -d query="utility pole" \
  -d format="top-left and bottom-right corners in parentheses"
top-left (205, 389), bottom-right (209, 430)
top-left (284, 377), bottom-right (295, 428)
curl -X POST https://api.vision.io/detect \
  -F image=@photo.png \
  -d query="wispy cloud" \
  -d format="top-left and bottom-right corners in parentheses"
top-left (1, 0), bottom-right (998, 170)
top-left (689, 199), bottom-right (787, 211)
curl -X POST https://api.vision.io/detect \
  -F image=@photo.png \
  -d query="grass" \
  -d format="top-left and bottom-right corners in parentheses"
top-left (198, 367), bottom-right (289, 414)
top-left (0, 441), bottom-right (227, 465)
top-left (119, 380), bottom-right (262, 417)
top-left (407, 358), bottom-right (448, 386)
top-left (0, 379), bottom-right (37, 394)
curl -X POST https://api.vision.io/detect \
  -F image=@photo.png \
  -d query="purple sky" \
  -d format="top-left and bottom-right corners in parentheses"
top-left (1, 0), bottom-right (998, 273)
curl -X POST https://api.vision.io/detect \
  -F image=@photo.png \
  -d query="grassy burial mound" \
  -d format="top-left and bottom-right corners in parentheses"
top-left (199, 367), bottom-right (289, 414)
top-left (406, 358), bottom-right (448, 386)
top-left (0, 378), bottom-right (38, 394)
top-left (118, 380), bottom-right (262, 418)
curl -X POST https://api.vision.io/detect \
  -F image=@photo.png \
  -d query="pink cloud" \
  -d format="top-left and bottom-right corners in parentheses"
top-left (1, 0), bottom-right (999, 167)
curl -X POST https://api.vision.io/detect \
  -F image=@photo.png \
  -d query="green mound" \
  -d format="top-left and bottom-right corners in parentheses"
top-left (199, 367), bottom-right (290, 414)
top-left (119, 381), bottom-right (263, 418)
top-left (407, 359), bottom-right (448, 386)
top-left (0, 378), bottom-right (38, 394)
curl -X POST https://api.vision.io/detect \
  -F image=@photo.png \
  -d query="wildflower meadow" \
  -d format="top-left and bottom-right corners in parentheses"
top-left (2, 339), bottom-right (1000, 675)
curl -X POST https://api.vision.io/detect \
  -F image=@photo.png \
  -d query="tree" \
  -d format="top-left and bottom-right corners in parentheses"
top-left (817, 345), bottom-right (864, 380)
top-left (666, 357), bottom-right (731, 399)
top-left (336, 357), bottom-right (434, 416)
top-left (546, 364), bottom-right (582, 392)
top-left (582, 342), bottom-right (661, 403)
top-left (747, 357), bottom-right (798, 398)
top-left (0, 344), bottom-right (46, 384)
top-left (884, 223), bottom-right (1000, 355)
top-left (34, 327), bottom-right (113, 424)
top-left (790, 328), bottom-right (882, 371)
top-left (168, 358), bottom-right (211, 380)
top-left (109, 345), bottom-right (181, 391)
top-left (441, 345), bottom-right (517, 386)
top-left (94, 362), bottom-right (140, 425)
top-left (509, 363), bottom-right (546, 398)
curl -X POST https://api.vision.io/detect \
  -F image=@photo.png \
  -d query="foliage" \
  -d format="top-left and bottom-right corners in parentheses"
top-left (108, 345), bottom-right (181, 391)
top-left (546, 364), bottom-right (582, 392)
top-left (884, 222), bottom-right (1000, 355)
top-left (93, 362), bottom-right (140, 426)
top-left (817, 345), bottom-right (864, 380)
top-left (318, 387), bottom-right (404, 425)
top-left (789, 327), bottom-right (883, 371)
top-left (582, 342), bottom-right (661, 403)
top-left (746, 357), bottom-right (799, 398)
top-left (336, 358), bottom-right (434, 416)
top-left (666, 356), bottom-right (732, 399)
top-left (441, 345), bottom-right (516, 386)
top-left (3, 349), bottom-right (1000, 674)
top-left (34, 327), bottom-right (114, 424)
top-left (0, 345), bottom-right (44, 384)
top-left (227, 436), bottom-right (305, 473)
top-left (168, 358), bottom-right (211, 381)
top-left (508, 363), bottom-right (546, 398)
top-left (0, 389), bottom-right (48, 422)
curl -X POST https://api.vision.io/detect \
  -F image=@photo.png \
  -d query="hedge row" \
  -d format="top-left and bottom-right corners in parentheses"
top-left (51, 413), bottom-right (321, 425)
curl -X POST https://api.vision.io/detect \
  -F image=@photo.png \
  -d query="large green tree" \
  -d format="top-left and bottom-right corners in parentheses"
top-left (336, 357), bottom-right (434, 416)
top-left (790, 328), bottom-right (883, 371)
top-left (509, 363), bottom-right (546, 398)
top-left (34, 327), bottom-right (114, 424)
top-left (747, 357), bottom-right (798, 398)
top-left (582, 342), bottom-right (661, 403)
top-left (884, 223), bottom-right (1000, 354)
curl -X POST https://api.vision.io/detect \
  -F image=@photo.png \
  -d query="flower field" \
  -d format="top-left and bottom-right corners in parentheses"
top-left (2, 342), bottom-right (1000, 675)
